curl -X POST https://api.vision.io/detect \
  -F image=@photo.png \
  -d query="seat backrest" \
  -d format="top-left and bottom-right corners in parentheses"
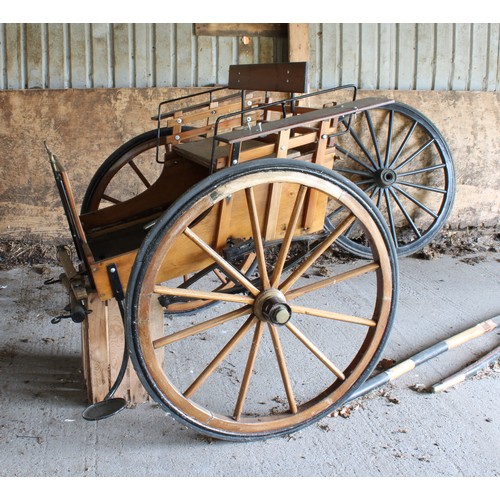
top-left (228, 62), bottom-right (309, 94)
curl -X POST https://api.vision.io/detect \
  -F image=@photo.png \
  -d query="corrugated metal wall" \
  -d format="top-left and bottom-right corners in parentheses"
top-left (1, 23), bottom-right (498, 91)
top-left (311, 23), bottom-right (500, 91)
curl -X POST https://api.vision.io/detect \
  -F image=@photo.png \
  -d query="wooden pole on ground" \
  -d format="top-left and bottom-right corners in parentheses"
top-left (430, 344), bottom-right (500, 393)
top-left (347, 314), bottom-right (500, 402)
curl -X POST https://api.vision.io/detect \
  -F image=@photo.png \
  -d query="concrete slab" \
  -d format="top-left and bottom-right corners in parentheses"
top-left (0, 252), bottom-right (498, 478)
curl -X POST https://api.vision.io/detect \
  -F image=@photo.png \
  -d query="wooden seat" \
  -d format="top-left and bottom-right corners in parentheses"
top-left (215, 97), bottom-right (394, 145)
top-left (173, 137), bottom-right (300, 169)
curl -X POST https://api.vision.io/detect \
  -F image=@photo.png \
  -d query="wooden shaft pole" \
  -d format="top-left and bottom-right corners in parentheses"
top-left (431, 344), bottom-right (500, 393)
top-left (347, 314), bottom-right (500, 402)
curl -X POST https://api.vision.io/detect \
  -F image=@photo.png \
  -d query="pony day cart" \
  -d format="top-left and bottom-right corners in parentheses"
top-left (47, 62), bottom-right (454, 441)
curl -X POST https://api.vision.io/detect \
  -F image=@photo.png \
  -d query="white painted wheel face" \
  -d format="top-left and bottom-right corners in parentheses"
top-left (128, 164), bottom-right (397, 439)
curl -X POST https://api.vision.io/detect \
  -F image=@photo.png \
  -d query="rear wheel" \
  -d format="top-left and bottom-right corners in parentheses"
top-left (126, 159), bottom-right (398, 441)
top-left (81, 127), bottom-right (180, 213)
top-left (329, 102), bottom-right (455, 258)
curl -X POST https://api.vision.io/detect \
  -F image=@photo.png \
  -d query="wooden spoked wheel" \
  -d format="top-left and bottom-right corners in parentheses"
top-left (81, 127), bottom-right (178, 214)
top-left (329, 102), bottom-right (455, 258)
top-left (125, 160), bottom-right (398, 441)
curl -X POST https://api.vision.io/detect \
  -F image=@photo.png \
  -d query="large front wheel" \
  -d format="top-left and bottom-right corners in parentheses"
top-left (126, 160), bottom-right (398, 441)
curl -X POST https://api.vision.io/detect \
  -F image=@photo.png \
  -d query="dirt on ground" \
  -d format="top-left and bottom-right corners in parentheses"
top-left (411, 225), bottom-right (500, 264)
top-left (316, 224), bottom-right (500, 268)
top-left (0, 225), bottom-right (498, 271)
top-left (0, 235), bottom-right (71, 270)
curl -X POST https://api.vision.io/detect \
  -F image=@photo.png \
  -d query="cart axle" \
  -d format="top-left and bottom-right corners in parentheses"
top-left (254, 288), bottom-right (292, 325)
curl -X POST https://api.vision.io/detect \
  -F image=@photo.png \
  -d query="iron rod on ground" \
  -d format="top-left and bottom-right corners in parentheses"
top-left (347, 314), bottom-right (500, 403)
top-left (430, 344), bottom-right (500, 393)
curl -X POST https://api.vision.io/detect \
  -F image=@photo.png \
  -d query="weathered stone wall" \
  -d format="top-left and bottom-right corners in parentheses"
top-left (0, 87), bottom-right (498, 241)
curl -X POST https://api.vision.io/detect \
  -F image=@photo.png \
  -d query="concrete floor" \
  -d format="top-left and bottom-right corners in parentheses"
top-left (0, 251), bottom-right (499, 478)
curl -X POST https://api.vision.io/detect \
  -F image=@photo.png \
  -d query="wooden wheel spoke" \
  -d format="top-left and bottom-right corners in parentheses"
top-left (213, 268), bottom-right (229, 285)
top-left (389, 188), bottom-right (421, 238)
top-left (233, 321), bottom-right (265, 420)
top-left (154, 285), bottom-right (254, 305)
top-left (376, 187), bottom-right (383, 209)
top-left (365, 110), bottom-right (383, 167)
top-left (335, 144), bottom-right (376, 173)
top-left (286, 262), bottom-right (380, 300)
top-left (355, 179), bottom-right (377, 187)
top-left (285, 322), bottom-right (345, 380)
top-left (183, 315), bottom-right (258, 399)
top-left (214, 253), bottom-right (257, 288)
top-left (345, 123), bottom-right (379, 170)
top-left (384, 189), bottom-right (398, 245)
top-left (396, 179), bottom-right (447, 194)
top-left (184, 227), bottom-right (260, 296)
top-left (245, 187), bottom-right (270, 289)
top-left (384, 109), bottom-right (395, 167)
top-left (271, 185), bottom-right (308, 288)
top-left (291, 304), bottom-right (376, 327)
top-left (393, 185), bottom-right (439, 219)
top-left (102, 193), bottom-right (121, 204)
top-left (394, 138), bottom-right (435, 173)
top-left (129, 159), bottom-right (152, 188)
top-left (279, 213), bottom-right (357, 293)
top-left (153, 305), bottom-right (252, 349)
top-left (269, 324), bottom-right (298, 414)
top-left (397, 163), bottom-right (446, 177)
top-left (387, 120), bottom-right (418, 170)
top-left (334, 167), bottom-right (374, 178)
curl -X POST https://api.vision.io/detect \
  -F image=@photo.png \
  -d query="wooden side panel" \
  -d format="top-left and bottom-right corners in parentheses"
top-left (107, 297), bottom-right (149, 404)
top-left (82, 292), bottom-right (155, 404)
top-left (82, 293), bottom-right (110, 403)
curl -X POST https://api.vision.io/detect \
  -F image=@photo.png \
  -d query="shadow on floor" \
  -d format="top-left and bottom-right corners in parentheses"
top-left (0, 349), bottom-right (86, 408)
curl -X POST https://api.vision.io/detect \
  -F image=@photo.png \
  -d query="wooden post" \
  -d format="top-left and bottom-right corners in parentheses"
top-left (81, 292), bottom-right (155, 404)
top-left (289, 24), bottom-right (310, 106)
top-left (288, 24), bottom-right (310, 63)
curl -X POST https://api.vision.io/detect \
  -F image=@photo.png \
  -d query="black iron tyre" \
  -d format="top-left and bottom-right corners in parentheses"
top-left (327, 102), bottom-right (455, 258)
top-left (125, 159), bottom-right (398, 441)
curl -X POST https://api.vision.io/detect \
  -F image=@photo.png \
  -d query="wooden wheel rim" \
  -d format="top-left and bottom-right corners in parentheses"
top-left (127, 162), bottom-right (397, 439)
top-left (85, 135), bottom-right (165, 212)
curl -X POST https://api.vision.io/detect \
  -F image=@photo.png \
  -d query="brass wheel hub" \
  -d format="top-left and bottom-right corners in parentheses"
top-left (253, 288), bottom-right (292, 325)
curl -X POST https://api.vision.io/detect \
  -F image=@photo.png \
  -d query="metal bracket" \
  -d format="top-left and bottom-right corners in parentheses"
top-left (107, 264), bottom-right (125, 316)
